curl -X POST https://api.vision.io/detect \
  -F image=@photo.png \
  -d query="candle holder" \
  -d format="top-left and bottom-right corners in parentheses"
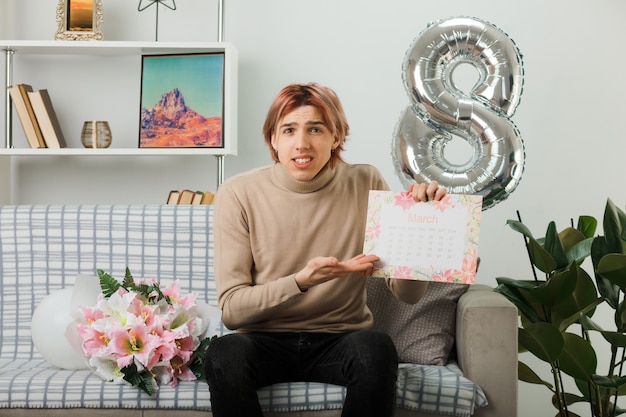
top-left (80, 120), bottom-right (112, 148)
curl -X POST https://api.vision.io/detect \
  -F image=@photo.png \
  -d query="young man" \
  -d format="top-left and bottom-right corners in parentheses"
top-left (204, 83), bottom-right (447, 417)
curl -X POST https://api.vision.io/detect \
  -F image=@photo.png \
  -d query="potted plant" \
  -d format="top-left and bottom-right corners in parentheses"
top-left (495, 198), bottom-right (626, 417)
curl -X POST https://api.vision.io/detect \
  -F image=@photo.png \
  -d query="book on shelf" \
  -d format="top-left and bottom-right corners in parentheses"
top-left (7, 84), bottom-right (45, 148)
top-left (191, 191), bottom-right (205, 205)
top-left (166, 189), bottom-right (215, 205)
top-left (200, 190), bottom-right (215, 205)
top-left (26, 89), bottom-right (67, 149)
top-left (166, 190), bottom-right (180, 204)
top-left (177, 189), bottom-right (196, 204)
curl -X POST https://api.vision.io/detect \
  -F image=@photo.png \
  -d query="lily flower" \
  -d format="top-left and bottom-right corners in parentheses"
top-left (108, 322), bottom-right (160, 369)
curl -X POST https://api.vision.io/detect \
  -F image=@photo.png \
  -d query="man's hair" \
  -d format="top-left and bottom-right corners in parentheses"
top-left (262, 83), bottom-right (349, 167)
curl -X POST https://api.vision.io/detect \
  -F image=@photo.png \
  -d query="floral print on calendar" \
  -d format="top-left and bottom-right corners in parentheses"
top-left (363, 191), bottom-right (482, 284)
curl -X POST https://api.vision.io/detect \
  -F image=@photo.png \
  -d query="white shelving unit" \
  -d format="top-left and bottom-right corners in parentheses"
top-left (1, 40), bottom-right (238, 204)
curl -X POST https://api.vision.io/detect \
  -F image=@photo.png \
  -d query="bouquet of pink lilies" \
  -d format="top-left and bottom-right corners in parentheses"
top-left (75, 268), bottom-right (214, 395)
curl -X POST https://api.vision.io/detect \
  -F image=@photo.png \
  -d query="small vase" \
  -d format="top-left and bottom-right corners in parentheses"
top-left (81, 121), bottom-right (112, 148)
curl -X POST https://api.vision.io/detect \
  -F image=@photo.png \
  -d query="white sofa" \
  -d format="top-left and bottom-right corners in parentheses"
top-left (0, 205), bottom-right (517, 417)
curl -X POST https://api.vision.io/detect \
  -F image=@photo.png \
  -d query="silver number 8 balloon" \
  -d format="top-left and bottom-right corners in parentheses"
top-left (392, 16), bottom-right (525, 210)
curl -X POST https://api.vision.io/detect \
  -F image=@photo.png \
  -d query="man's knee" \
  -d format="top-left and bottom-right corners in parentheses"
top-left (355, 330), bottom-right (396, 354)
top-left (204, 333), bottom-right (255, 381)
top-left (347, 330), bottom-right (398, 371)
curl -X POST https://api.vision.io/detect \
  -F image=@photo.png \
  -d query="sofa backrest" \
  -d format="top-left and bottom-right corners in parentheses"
top-left (0, 205), bottom-right (216, 361)
top-left (0, 204), bottom-right (465, 367)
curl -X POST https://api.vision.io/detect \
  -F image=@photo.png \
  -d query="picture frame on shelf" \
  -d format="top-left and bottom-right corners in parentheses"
top-left (139, 52), bottom-right (226, 149)
top-left (55, 0), bottom-right (104, 41)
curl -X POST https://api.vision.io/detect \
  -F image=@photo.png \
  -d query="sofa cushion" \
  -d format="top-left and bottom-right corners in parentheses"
top-left (0, 357), bottom-right (485, 416)
top-left (367, 278), bottom-right (469, 365)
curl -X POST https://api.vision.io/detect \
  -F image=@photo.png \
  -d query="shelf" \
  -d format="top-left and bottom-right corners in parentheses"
top-left (2, 40), bottom-right (238, 155)
top-left (0, 40), bottom-right (235, 56)
top-left (0, 148), bottom-right (234, 156)
top-left (1, 40), bottom-right (238, 204)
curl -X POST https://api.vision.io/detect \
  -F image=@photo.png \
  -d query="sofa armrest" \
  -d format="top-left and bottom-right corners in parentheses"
top-left (455, 284), bottom-right (518, 417)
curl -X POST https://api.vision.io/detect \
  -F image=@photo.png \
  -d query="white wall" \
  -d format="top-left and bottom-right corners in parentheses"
top-left (2, 1), bottom-right (625, 415)
top-left (0, 0), bottom-right (14, 38)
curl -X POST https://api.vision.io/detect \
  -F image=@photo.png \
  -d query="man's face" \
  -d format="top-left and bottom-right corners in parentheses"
top-left (271, 105), bottom-right (339, 181)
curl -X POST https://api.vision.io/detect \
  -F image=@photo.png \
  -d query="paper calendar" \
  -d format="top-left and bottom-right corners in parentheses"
top-left (363, 191), bottom-right (482, 284)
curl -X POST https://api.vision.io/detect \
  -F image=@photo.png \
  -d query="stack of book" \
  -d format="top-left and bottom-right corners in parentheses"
top-left (167, 189), bottom-right (215, 205)
top-left (8, 83), bottom-right (67, 148)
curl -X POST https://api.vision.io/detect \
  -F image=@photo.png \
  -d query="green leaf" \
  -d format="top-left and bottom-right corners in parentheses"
top-left (591, 236), bottom-right (620, 308)
top-left (519, 322), bottom-right (564, 363)
top-left (550, 391), bottom-right (586, 415)
top-left (545, 221), bottom-right (569, 270)
top-left (579, 313), bottom-right (604, 332)
top-left (506, 219), bottom-right (535, 240)
top-left (601, 330), bottom-right (626, 348)
top-left (597, 254), bottom-right (626, 291)
top-left (550, 264), bottom-right (598, 328)
top-left (506, 219), bottom-right (557, 272)
top-left (495, 279), bottom-right (546, 323)
top-left (518, 360), bottom-right (554, 389)
top-left (559, 227), bottom-right (586, 254)
top-left (618, 299), bottom-right (626, 331)
top-left (558, 333), bottom-right (597, 382)
top-left (121, 363), bottom-right (155, 396)
top-left (577, 215), bottom-right (598, 239)
top-left (495, 277), bottom-right (539, 292)
top-left (561, 392), bottom-right (588, 408)
top-left (592, 374), bottom-right (626, 389)
top-left (573, 378), bottom-right (594, 403)
top-left (565, 237), bottom-right (594, 266)
top-left (123, 267), bottom-right (135, 288)
top-left (620, 205), bottom-right (626, 244)
top-left (603, 198), bottom-right (626, 255)
top-left (579, 314), bottom-right (626, 347)
top-left (529, 266), bottom-right (577, 307)
top-left (529, 238), bottom-right (558, 273)
top-left (556, 298), bottom-right (603, 333)
top-left (506, 219), bottom-right (563, 273)
top-left (574, 377), bottom-right (626, 412)
top-left (97, 269), bottom-right (120, 298)
top-left (188, 335), bottom-right (217, 381)
top-left (133, 282), bottom-right (166, 302)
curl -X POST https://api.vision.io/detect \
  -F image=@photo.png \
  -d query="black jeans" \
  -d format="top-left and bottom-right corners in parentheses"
top-left (204, 329), bottom-right (398, 417)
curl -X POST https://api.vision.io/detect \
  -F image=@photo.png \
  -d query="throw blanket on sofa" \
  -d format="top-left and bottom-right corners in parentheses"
top-left (0, 205), bottom-right (487, 416)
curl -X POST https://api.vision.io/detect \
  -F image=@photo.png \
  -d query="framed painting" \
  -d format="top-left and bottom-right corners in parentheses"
top-left (55, 0), bottom-right (104, 41)
top-left (139, 52), bottom-right (226, 148)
